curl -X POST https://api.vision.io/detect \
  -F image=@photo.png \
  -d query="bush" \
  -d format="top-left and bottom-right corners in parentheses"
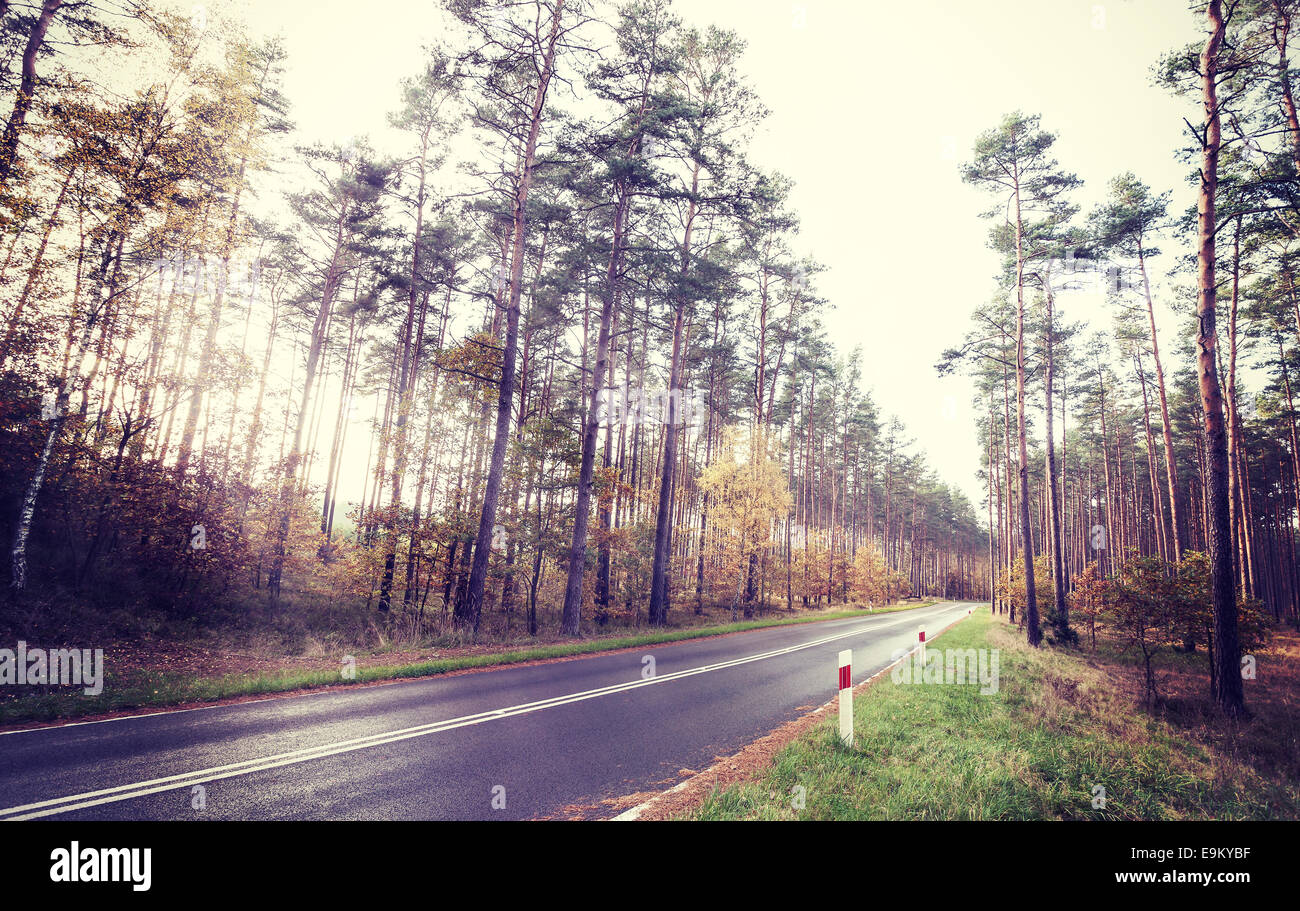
top-left (1068, 551), bottom-right (1275, 706)
top-left (996, 554), bottom-right (1052, 628)
top-left (1102, 554), bottom-right (1178, 706)
top-left (848, 548), bottom-right (910, 607)
top-left (1068, 560), bottom-right (1112, 650)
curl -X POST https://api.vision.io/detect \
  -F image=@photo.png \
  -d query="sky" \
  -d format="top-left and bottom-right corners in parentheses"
top-left (202, 0), bottom-right (1205, 508)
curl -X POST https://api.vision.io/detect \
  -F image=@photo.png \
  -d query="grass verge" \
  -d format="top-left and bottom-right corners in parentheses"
top-left (0, 600), bottom-right (937, 726)
top-left (678, 607), bottom-right (1299, 820)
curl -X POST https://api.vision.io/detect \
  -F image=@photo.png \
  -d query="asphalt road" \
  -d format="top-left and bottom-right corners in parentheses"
top-left (0, 601), bottom-right (978, 820)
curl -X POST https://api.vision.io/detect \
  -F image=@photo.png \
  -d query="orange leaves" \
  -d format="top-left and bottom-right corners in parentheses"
top-left (848, 549), bottom-right (909, 607)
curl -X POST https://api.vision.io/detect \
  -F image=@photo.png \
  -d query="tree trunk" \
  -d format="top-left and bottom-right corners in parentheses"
top-left (462, 0), bottom-right (566, 632)
top-left (1043, 275), bottom-right (1069, 640)
top-left (0, 0), bottom-right (62, 187)
top-left (562, 189), bottom-right (629, 635)
top-left (1197, 0), bottom-right (1245, 717)
top-left (1013, 169), bottom-right (1041, 645)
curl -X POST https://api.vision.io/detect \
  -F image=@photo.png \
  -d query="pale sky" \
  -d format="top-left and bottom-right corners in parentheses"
top-left (203, 0), bottom-right (1202, 508)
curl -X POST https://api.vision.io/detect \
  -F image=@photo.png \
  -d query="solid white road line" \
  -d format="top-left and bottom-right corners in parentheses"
top-left (609, 605), bottom-right (976, 820)
top-left (0, 603), bottom-right (971, 820)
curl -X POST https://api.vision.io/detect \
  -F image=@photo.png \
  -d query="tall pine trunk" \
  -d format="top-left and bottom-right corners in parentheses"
top-left (1197, 0), bottom-right (1245, 717)
top-left (1013, 172), bottom-right (1041, 646)
top-left (462, 0), bottom-right (566, 632)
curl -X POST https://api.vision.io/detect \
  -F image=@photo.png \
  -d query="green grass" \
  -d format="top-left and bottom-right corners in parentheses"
top-left (683, 608), bottom-right (1299, 820)
top-left (0, 600), bottom-right (937, 725)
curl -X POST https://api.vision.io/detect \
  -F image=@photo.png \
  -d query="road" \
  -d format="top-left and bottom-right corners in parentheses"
top-left (0, 601), bottom-right (977, 820)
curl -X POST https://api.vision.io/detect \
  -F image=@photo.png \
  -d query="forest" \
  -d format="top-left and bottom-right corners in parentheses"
top-left (0, 0), bottom-right (987, 658)
top-left (1, 0), bottom-right (1299, 848)
top-left (942, 0), bottom-right (1300, 716)
top-left (1, 0), bottom-right (1297, 728)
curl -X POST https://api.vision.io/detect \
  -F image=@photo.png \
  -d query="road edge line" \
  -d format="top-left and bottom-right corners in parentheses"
top-left (608, 605), bottom-right (979, 821)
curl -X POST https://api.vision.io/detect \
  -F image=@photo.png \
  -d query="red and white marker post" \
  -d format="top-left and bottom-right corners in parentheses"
top-left (837, 649), bottom-right (853, 747)
top-left (917, 625), bottom-right (927, 667)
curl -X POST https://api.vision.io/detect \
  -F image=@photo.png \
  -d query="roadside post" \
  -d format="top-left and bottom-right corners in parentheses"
top-left (837, 649), bottom-right (853, 748)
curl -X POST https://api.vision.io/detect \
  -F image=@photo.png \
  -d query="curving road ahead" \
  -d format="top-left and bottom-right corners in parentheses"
top-left (0, 601), bottom-right (978, 820)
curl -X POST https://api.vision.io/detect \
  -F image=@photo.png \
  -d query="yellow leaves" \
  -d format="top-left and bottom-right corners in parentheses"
top-left (698, 426), bottom-right (791, 555)
top-left (1068, 560), bottom-right (1113, 624)
top-left (696, 426), bottom-right (792, 600)
top-left (997, 554), bottom-right (1054, 613)
top-left (435, 332), bottom-right (500, 400)
top-left (848, 549), bottom-right (909, 606)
